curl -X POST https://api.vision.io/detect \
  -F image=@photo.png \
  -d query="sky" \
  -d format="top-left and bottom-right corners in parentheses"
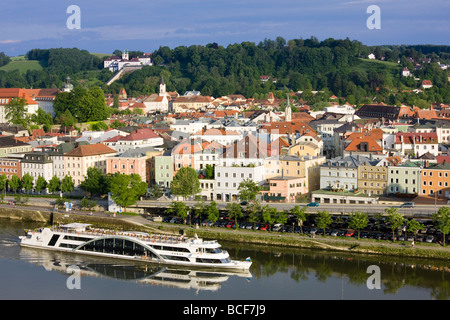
top-left (0, 0), bottom-right (449, 56)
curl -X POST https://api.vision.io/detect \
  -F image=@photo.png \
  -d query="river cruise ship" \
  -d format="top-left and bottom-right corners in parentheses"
top-left (19, 223), bottom-right (252, 270)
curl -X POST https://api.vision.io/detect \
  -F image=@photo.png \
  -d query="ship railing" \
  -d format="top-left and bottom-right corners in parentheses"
top-left (49, 226), bottom-right (189, 244)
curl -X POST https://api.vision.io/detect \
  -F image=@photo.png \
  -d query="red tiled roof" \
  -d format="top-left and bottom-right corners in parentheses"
top-left (64, 143), bottom-right (116, 157)
top-left (395, 132), bottom-right (438, 144)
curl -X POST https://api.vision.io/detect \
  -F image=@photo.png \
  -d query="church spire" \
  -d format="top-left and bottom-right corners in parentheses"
top-left (285, 94), bottom-right (292, 121)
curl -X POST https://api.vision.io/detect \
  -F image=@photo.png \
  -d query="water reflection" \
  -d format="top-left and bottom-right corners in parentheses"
top-left (226, 242), bottom-right (450, 300)
top-left (1, 220), bottom-right (449, 299)
top-left (18, 247), bottom-right (252, 293)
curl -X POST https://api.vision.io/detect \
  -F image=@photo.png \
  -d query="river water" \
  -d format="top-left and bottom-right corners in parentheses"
top-left (0, 219), bottom-right (448, 301)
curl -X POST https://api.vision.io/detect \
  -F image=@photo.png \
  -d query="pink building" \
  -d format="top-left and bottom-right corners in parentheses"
top-left (106, 150), bottom-right (148, 182)
top-left (263, 176), bottom-right (307, 203)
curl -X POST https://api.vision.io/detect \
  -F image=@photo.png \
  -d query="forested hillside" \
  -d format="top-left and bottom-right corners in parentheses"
top-left (0, 37), bottom-right (449, 105)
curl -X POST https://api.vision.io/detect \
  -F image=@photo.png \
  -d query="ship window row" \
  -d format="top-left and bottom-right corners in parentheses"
top-left (78, 238), bottom-right (158, 258)
top-left (60, 243), bottom-right (78, 249)
top-left (150, 245), bottom-right (191, 253)
top-left (161, 255), bottom-right (190, 262)
top-left (63, 235), bottom-right (92, 242)
top-left (196, 258), bottom-right (231, 264)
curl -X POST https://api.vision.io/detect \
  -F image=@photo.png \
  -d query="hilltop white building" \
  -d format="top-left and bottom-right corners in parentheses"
top-left (103, 50), bottom-right (153, 72)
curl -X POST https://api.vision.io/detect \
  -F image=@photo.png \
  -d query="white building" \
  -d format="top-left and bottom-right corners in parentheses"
top-left (214, 165), bottom-right (265, 202)
top-left (394, 132), bottom-right (439, 157)
top-left (103, 50), bottom-right (152, 72)
top-left (20, 152), bottom-right (53, 185)
top-left (319, 155), bottom-right (377, 192)
top-left (192, 128), bottom-right (242, 146)
top-left (103, 128), bottom-right (163, 153)
top-left (324, 104), bottom-right (356, 115)
top-left (169, 118), bottom-right (221, 135)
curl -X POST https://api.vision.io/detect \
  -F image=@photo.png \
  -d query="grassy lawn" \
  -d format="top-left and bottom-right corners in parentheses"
top-left (0, 55), bottom-right (44, 73)
top-left (350, 58), bottom-right (402, 74)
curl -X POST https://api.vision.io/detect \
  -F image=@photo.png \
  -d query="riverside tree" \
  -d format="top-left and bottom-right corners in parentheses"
top-left (406, 219), bottom-right (424, 242)
top-left (80, 167), bottom-right (109, 196)
top-left (348, 211), bottom-right (369, 239)
top-left (165, 201), bottom-right (188, 222)
top-left (109, 173), bottom-right (147, 212)
top-left (171, 167), bottom-right (200, 200)
top-left (47, 175), bottom-right (61, 194)
top-left (315, 210), bottom-right (333, 235)
top-left (432, 207), bottom-right (450, 246)
top-left (34, 176), bottom-right (47, 194)
top-left (238, 178), bottom-right (261, 202)
top-left (385, 207), bottom-right (404, 242)
top-left (290, 205), bottom-right (308, 234)
top-left (226, 202), bottom-right (243, 228)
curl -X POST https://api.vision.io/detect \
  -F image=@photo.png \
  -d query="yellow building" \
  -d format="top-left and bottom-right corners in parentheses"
top-left (286, 141), bottom-right (321, 158)
top-left (357, 164), bottom-right (388, 196)
top-left (264, 155), bottom-right (326, 193)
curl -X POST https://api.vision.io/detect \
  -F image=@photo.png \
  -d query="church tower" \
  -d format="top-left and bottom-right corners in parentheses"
top-left (122, 50), bottom-right (129, 61)
top-left (285, 94), bottom-right (292, 121)
top-left (159, 75), bottom-right (167, 97)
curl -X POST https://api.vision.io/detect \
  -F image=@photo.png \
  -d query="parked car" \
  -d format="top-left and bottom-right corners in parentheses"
top-left (226, 221), bottom-right (235, 228)
top-left (330, 230), bottom-right (338, 236)
top-left (272, 223), bottom-right (283, 232)
top-left (425, 235), bottom-right (434, 243)
top-left (400, 202), bottom-right (415, 208)
top-left (307, 202), bottom-right (319, 207)
top-left (345, 229), bottom-right (355, 237)
top-left (259, 224), bottom-right (269, 231)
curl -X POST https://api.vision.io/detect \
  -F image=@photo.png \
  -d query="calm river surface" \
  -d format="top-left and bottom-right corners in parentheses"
top-left (0, 219), bottom-right (448, 300)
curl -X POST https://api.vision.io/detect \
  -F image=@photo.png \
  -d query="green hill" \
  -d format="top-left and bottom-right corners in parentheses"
top-left (0, 55), bottom-right (44, 74)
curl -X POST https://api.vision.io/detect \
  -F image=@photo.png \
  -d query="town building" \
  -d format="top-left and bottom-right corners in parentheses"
top-left (0, 136), bottom-right (32, 157)
top-left (103, 50), bottom-right (152, 72)
top-left (214, 165), bottom-right (265, 202)
top-left (106, 148), bottom-right (149, 182)
top-left (103, 128), bottom-right (163, 153)
top-left (262, 175), bottom-right (308, 203)
top-left (357, 161), bottom-right (388, 196)
top-left (63, 143), bottom-right (117, 187)
top-left (394, 132), bottom-right (439, 157)
top-left (386, 161), bottom-right (421, 196)
top-left (0, 88), bottom-right (39, 123)
top-left (0, 157), bottom-right (21, 180)
top-left (20, 151), bottom-right (53, 185)
top-left (319, 155), bottom-right (377, 192)
top-left (420, 162), bottom-right (450, 199)
top-left (147, 151), bottom-right (173, 189)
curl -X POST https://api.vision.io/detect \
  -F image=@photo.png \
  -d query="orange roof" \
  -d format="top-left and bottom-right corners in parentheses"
top-left (0, 88), bottom-right (39, 105)
top-left (64, 143), bottom-right (116, 157)
top-left (260, 120), bottom-right (316, 136)
top-left (345, 128), bottom-right (384, 142)
top-left (345, 136), bottom-right (383, 152)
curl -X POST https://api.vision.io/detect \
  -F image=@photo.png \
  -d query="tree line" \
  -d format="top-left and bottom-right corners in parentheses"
top-left (1, 39), bottom-right (449, 105)
top-left (108, 37), bottom-right (450, 105)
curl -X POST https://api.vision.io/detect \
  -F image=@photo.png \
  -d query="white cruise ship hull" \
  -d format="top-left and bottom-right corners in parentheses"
top-left (19, 224), bottom-right (252, 271)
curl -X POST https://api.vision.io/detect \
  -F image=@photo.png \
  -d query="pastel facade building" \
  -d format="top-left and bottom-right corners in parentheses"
top-left (64, 143), bottom-right (117, 187)
top-left (420, 162), bottom-right (450, 199)
top-left (106, 149), bottom-right (148, 182)
top-left (386, 162), bottom-right (421, 195)
top-left (357, 163), bottom-right (388, 196)
top-left (262, 175), bottom-right (307, 203)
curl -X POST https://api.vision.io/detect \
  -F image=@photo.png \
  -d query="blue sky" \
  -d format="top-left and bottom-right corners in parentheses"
top-left (1, 0), bottom-right (449, 56)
